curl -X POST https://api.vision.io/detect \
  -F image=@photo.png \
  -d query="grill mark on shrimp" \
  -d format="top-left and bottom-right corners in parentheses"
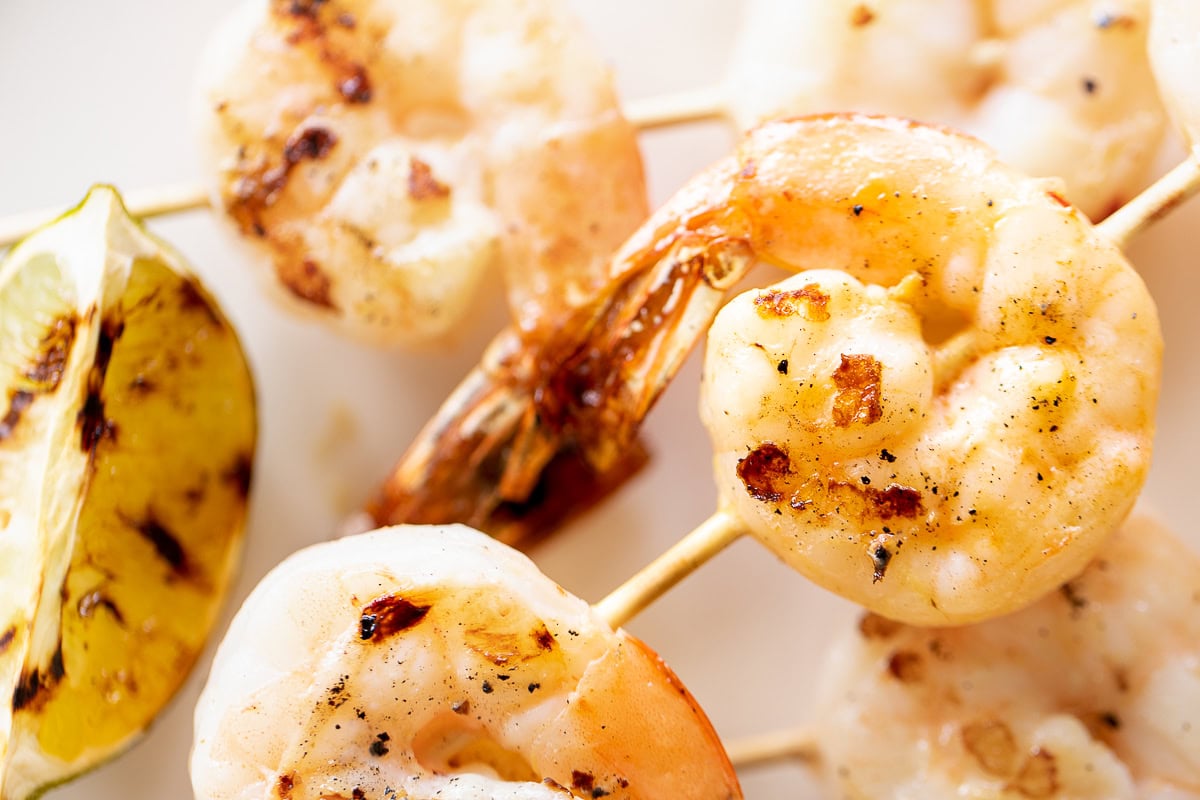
top-left (359, 594), bottom-right (432, 641)
top-left (737, 443), bottom-right (792, 502)
top-left (832, 353), bottom-right (883, 426)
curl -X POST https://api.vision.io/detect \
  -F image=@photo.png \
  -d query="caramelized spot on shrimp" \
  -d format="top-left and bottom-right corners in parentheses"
top-left (962, 720), bottom-right (1020, 776)
top-left (813, 515), bottom-right (1200, 798)
top-left (832, 354), bottom-right (883, 427)
top-left (191, 526), bottom-right (742, 800)
top-left (358, 594), bottom-right (431, 642)
top-left (737, 443), bottom-right (792, 503)
top-left (754, 285), bottom-right (831, 320)
top-left (407, 157), bottom-right (450, 202)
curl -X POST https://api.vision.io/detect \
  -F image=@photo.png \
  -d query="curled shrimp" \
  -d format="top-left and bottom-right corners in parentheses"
top-left (697, 115), bottom-right (1160, 625)
top-left (725, 0), bottom-right (1166, 220)
top-left (1150, 0), bottom-right (1200, 150)
top-left (190, 524), bottom-right (742, 800)
top-left (372, 113), bottom-right (1160, 597)
top-left (197, 0), bottom-right (646, 345)
top-left (810, 512), bottom-right (1200, 798)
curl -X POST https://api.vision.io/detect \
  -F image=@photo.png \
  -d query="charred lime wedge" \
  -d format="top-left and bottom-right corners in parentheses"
top-left (0, 186), bottom-right (255, 799)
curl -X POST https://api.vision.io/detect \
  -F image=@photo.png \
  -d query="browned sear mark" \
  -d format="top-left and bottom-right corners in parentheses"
top-left (408, 157), bottom-right (451, 201)
top-left (0, 390), bottom-right (34, 442)
top-left (25, 315), bottom-right (77, 389)
top-left (886, 649), bottom-right (922, 682)
top-left (857, 612), bottom-right (901, 640)
top-left (1008, 749), bottom-right (1059, 797)
top-left (833, 353), bottom-right (883, 426)
top-left (737, 442), bottom-right (792, 502)
top-left (851, 4), bottom-right (876, 26)
top-left (133, 515), bottom-right (190, 577)
top-left (281, 259), bottom-right (336, 310)
top-left (0, 626), bottom-right (15, 655)
top-left (281, 0), bottom-right (326, 19)
top-left (12, 645), bottom-right (64, 712)
top-left (227, 124), bottom-right (339, 237)
top-left (277, 772), bottom-right (296, 799)
top-left (867, 483), bottom-right (922, 519)
top-left (283, 126), bottom-right (339, 164)
top-left (532, 624), bottom-right (556, 651)
top-left (360, 593), bottom-right (432, 641)
top-left (962, 719), bottom-right (1019, 776)
top-left (223, 452), bottom-right (255, 498)
top-left (77, 391), bottom-right (116, 452)
top-left (571, 771), bottom-right (596, 796)
top-left (338, 65), bottom-right (372, 103)
top-left (178, 278), bottom-right (223, 326)
top-left (754, 284), bottom-right (831, 321)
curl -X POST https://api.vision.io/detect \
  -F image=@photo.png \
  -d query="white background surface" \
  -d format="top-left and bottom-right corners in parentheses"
top-left (1, 2), bottom-right (1198, 798)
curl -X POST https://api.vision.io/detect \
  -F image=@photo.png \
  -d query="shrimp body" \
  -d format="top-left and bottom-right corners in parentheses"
top-left (372, 115), bottom-right (1160, 569)
top-left (198, 0), bottom-right (647, 344)
top-left (695, 114), bottom-right (1160, 625)
top-left (812, 513), bottom-right (1200, 798)
top-left (1150, 0), bottom-right (1200, 150)
top-left (191, 525), bottom-right (742, 800)
top-left (726, 0), bottom-right (1165, 220)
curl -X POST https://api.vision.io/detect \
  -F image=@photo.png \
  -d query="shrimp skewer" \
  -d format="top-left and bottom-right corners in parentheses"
top-left (578, 114), bottom-right (1162, 631)
top-left (369, 0), bottom-right (1200, 546)
top-left (195, 0), bottom-right (648, 346)
top-left (190, 524), bottom-right (743, 800)
top-left (0, 1), bottom-right (1172, 247)
top-left (726, 0), bottom-right (1169, 221)
top-left (1102, 0), bottom-right (1200, 246)
top-left (802, 512), bottom-right (1200, 798)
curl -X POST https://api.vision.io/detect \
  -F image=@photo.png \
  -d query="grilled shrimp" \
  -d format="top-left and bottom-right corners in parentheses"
top-left (725, 0), bottom-right (1166, 220)
top-left (197, 0), bottom-right (646, 345)
top-left (812, 512), bottom-right (1200, 798)
top-left (191, 524), bottom-right (742, 800)
top-left (1150, 0), bottom-right (1200, 149)
top-left (697, 115), bottom-right (1160, 625)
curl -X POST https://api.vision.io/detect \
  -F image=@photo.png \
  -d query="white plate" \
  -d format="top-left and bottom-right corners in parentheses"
top-left (1, 3), bottom-right (1197, 798)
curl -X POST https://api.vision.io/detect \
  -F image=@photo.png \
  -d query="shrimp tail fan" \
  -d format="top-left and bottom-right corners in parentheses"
top-left (367, 196), bottom-right (752, 545)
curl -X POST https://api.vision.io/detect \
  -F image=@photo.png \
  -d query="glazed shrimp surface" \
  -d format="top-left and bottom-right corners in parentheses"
top-left (198, 0), bottom-right (647, 344)
top-left (812, 512), bottom-right (1200, 799)
top-left (725, 0), bottom-right (1165, 220)
top-left (697, 114), bottom-right (1161, 625)
top-left (191, 524), bottom-right (742, 800)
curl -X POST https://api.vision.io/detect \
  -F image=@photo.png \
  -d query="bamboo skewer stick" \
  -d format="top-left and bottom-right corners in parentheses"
top-left (0, 181), bottom-right (212, 248)
top-left (1096, 152), bottom-right (1200, 249)
top-left (588, 149), bottom-right (1200, 636)
top-left (724, 726), bottom-right (821, 770)
top-left (592, 510), bottom-right (744, 630)
top-left (624, 84), bottom-right (727, 130)
top-left (0, 87), bottom-right (729, 250)
top-left (5, 87), bottom-right (1199, 251)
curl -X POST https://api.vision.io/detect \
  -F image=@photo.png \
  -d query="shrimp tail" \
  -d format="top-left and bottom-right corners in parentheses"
top-left (367, 197), bottom-right (753, 545)
top-left (365, 325), bottom-right (651, 546)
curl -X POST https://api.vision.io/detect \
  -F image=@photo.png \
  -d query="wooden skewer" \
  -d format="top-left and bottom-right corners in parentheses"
top-left (592, 510), bottom-right (744, 630)
top-left (725, 726), bottom-right (821, 770)
top-left (0, 87), bottom-right (729, 250)
top-left (1096, 152), bottom-right (1200, 249)
top-left (590, 151), bottom-right (1200, 633)
top-left (0, 181), bottom-right (212, 249)
top-left (624, 84), bottom-right (727, 130)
